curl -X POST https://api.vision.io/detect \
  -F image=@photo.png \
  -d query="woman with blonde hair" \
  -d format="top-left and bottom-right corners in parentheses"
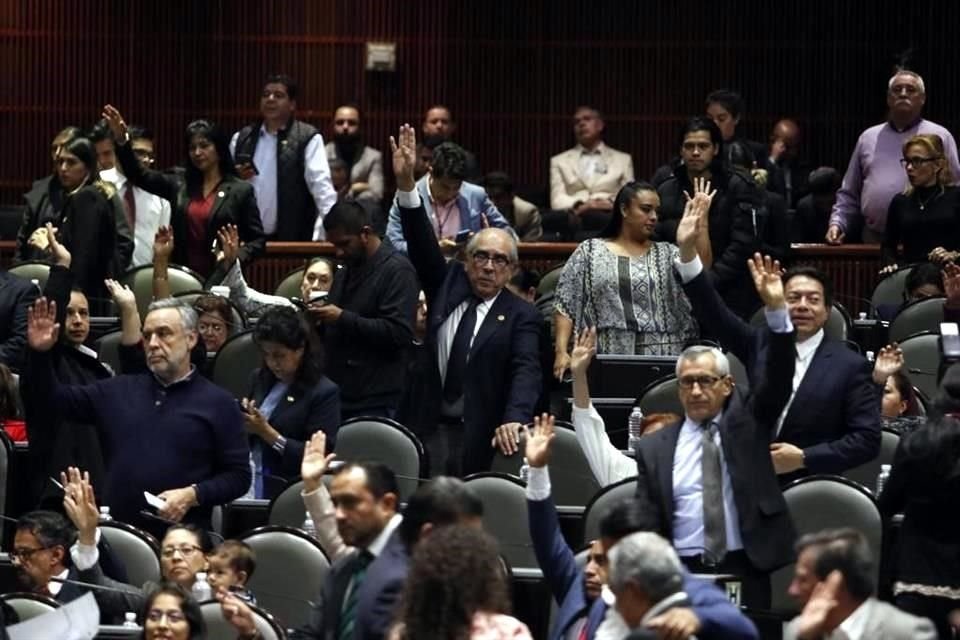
top-left (883, 133), bottom-right (960, 268)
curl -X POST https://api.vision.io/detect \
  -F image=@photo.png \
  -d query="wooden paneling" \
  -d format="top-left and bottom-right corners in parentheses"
top-left (1, 0), bottom-right (956, 206)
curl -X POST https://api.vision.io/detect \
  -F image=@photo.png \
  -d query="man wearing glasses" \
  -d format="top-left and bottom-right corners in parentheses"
top-left (827, 69), bottom-right (960, 244)
top-left (391, 124), bottom-right (541, 477)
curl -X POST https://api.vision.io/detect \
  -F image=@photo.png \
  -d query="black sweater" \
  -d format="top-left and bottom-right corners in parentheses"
top-left (883, 185), bottom-right (960, 264)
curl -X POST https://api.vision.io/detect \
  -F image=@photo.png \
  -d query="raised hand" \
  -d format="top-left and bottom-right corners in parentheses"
top-left (872, 343), bottom-right (903, 384)
top-left (217, 590), bottom-right (257, 637)
top-left (944, 262), bottom-right (960, 304)
top-left (61, 467), bottom-right (98, 545)
top-left (389, 124), bottom-right (417, 191)
top-left (101, 104), bottom-right (128, 143)
top-left (45, 223), bottom-right (70, 267)
top-left (928, 246), bottom-right (959, 265)
top-left (795, 571), bottom-right (843, 638)
top-left (747, 253), bottom-right (785, 309)
top-left (216, 224), bottom-right (240, 267)
top-left (524, 413), bottom-right (556, 468)
top-left (153, 226), bottom-right (174, 263)
top-left (27, 297), bottom-right (60, 352)
top-left (675, 197), bottom-right (704, 257)
top-left (569, 326), bottom-right (597, 378)
top-left (104, 279), bottom-right (136, 314)
top-left (301, 431), bottom-right (337, 491)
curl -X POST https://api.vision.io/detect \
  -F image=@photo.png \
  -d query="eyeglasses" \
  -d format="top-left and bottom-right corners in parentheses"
top-left (900, 156), bottom-right (940, 167)
top-left (146, 608), bottom-right (187, 624)
top-left (11, 546), bottom-right (51, 562)
top-left (470, 251), bottom-right (511, 269)
top-left (678, 375), bottom-right (723, 390)
top-left (160, 545), bottom-right (202, 559)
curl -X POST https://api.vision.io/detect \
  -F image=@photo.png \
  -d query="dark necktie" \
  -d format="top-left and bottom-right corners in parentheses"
top-left (701, 420), bottom-right (727, 564)
top-left (123, 184), bottom-right (137, 229)
top-left (337, 550), bottom-right (373, 640)
top-left (443, 297), bottom-right (479, 403)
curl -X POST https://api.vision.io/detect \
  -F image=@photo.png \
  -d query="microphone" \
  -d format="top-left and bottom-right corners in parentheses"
top-left (908, 368), bottom-right (937, 376)
top-left (49, 575), bottom-right (142, 597)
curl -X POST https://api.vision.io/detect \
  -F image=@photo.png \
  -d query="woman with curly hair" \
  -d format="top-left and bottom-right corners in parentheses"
top-left (392, 525), bottom-right (531, 640)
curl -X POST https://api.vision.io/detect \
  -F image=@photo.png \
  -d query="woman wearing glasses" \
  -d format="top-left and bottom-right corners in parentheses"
top-left (552, 181), bottom-right (702, 378)
top-left (883, 134), bottom-right (960, 269)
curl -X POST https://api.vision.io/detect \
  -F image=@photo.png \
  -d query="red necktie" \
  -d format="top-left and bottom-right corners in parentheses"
top-left (123, 184), bottom-right (137, 229)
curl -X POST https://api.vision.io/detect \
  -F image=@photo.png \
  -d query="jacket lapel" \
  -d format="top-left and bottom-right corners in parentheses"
top-left (660, 423), bottom-right (681, 528)
top-left (206, 182), bottom-right (230, 230)
top-left (468, 291), bottom-right (511, 356)
top-left (785, 341), bottom-right (833, 423)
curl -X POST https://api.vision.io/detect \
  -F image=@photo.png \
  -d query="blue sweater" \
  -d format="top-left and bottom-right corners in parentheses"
top-left (30, 351), bottom-right (250, 529)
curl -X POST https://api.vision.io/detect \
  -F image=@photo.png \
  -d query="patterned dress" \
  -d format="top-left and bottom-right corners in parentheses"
top-left (555, 238), bottom-right (698, 355)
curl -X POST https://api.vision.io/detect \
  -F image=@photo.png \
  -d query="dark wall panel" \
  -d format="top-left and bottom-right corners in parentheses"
top-left (0, 0), bottom-right (953, 205)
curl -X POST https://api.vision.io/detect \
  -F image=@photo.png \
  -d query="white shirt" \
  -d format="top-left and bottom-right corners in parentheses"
top-left (46, 568), bottom-right (70, 597)
top-left (571, 403), bottom-right (636, 486)
top-left (229, 125), bottom-right (337, 240)
top-left (99, 168), bottom-right (172, 267)
top-left (826, 598), bottom-right (873, 640)
top-left (577, 143), bottom-right (607, 185)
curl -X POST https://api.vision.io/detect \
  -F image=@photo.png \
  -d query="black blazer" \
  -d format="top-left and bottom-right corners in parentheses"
top-left (247, 368), bottom-right (340, 492)
top-left (0, 270), bottom-right (38, 372)
top-left (116, 143), bottom-right (265, 274)
top-left (355, 531), bottom-right (410, 640)
top-left (398, 200), bottom-right (542, 475)
top-left (293, 549), bottom-right (368, 640)
top-left (634, 322), bottom-right (798, 572)
top-left (682, 270), bottom-right (881, 475)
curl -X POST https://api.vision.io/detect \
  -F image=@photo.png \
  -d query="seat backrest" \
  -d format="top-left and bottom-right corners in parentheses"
top-left (726, 350), bottom-right (750, 391)
top-left (888, 297), bottom-right (946, 343)
top-left (239, 526), bottom-right (331, 631)
top-left (267, 480), bottom-right (308, 529)
top-left (637, 376), bottom-right (683, 416)
top-left (210, 331), bottom-right (263, 400)
top-left (172, 291), bottom-right (248, 333)
top-left (0, 431), bottom-right (11, 546)
top-left (463, 473), bottom-right (538, 571)
top-left (581, 476), bottom-right (638, 545)
top-left (334, 418), bottom-right (426, 499)
top-left (199, 600), bottom-right (284, 640)
top-left (274, 267), bottom-right (306, 299)
top-left (871, 266), bottom-right (913, 310)
top-left (95, 329), bottom-right (124, 375)
top-left (99, 521), bottom-right (161, 587)
top-left (8, 262), bottom-right (50, 291)
top-left (119, 264), bottom-right (205, 318)
top-left (535, 264), bottom-right (565, 300)
top-left (489, 423), bottom-right (601, 508)
top-left (0, 592), bottom-right (60, 621)
top-left (769, 475), bottom-right (882, 614)
top-left (750, 302), bottom-right (850, 341)
top-left (899, 332), bottom-right (941, 402)
top-left (842, 430), bottom-right (901, 493)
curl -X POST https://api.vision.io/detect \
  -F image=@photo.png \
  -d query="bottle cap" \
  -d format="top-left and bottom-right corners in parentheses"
top-left (125, 612), bottom-right (136, 622)
top-left (880, 464), bottom-right (892, 471)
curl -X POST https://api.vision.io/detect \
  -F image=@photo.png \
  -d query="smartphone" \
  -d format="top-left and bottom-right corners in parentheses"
top-left (234, 151), bottom-right (259, 175)
top-left (454, 229), bottom-right (471, 244)
top-left (941, 322), bottom-right (960, 359)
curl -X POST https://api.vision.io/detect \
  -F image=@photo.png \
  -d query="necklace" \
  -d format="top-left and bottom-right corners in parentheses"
top-left (917, 187), bottom-right (944, 211)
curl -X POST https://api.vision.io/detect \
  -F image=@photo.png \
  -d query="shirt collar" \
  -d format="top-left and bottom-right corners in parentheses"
top-left (154, 365), bottom-right (198, 388)
top-left (886, 117), bottom-right (924, 134)
top-left (365, 513), bottom-right (403, 558)
top-left (796, 328), bottom-right (825, 360)
top-left (682, 409), bottom-right (724, 432)
top-left (426, 176), bottom-right (458, 206)
top-left (577, 142), bottom-right (606, 155)
top-left (830, 598), bottom-right (872, 640)
top-left (75, 343), bottom-right (98, 359)
top-left (46, 567), bottom-right (70, 597)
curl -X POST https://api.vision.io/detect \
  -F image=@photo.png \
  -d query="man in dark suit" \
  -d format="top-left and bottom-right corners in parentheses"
top-left (674, 183), bottom-right (881, 479)
top-left (525, 416), bottom-right (759, 640)
top-left (0, 269), bottom-right (38, 372)
top-left (634, 238), bottom-right (798, 608)
top-left (391, 124), bottom-right (542, 476)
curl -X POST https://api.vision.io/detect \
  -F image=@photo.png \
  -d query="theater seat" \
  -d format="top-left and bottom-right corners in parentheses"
top-left (899, 332), bottom-right (941, 402)
top-left (637, 376), bottom-right (683, 416)
top-left (199, 599), bottom-right (284, 640)
top-left (210, 331), bottom-right (262, 400)
top-left (273, 267), bottom-right (305, 299)
top-left (843, 429), bottom-right (901, 493)
top-left (581, 476), bottom-right (638, 545)
top-left (888, 297), bottom-right (946, 343)
top-left (98, 520), bottom-right (161, 587)
top-left (95, 329), bottom-right (124, 375)
top-left (463, 472), bottom-right (538, 572)
top-left (8, 261), bottom-right (50, 291)
top-left (871, 265), bottom-right (913, 310)
top-left (0, 592), bottom-right (59, 621)
top-left (334, 417), bottom-right (426, 499)
top-left (119, 264), bottom-right (205, 318)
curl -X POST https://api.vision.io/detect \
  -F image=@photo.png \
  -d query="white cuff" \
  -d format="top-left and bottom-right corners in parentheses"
top-left (71, 527), bottom-right (101, 571)
top-left (397, 188), bottom-right (421, 209)
top-left (674, 254), bottom-right (703, 283)
top-left (764, 307), bottom-right (794, 334)
top-left (525, 465), bottom-right (551, 501)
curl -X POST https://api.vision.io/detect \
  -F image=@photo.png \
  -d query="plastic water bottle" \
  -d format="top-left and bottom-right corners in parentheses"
top-left (518, 458), bottom-right (531, 483)
top-left (192, 573), bottom-right (212, 602)
top-left (865, 351), bottom-right (876, 363)
top-left (876, 464), bottom-right (891, 496)
top-left (98, 506), bottom-right (113, 522)
top-left (122, 612), bottom-right (138, 629)
top-left (628, 407), bottom-right (644, 453)
top-left (302, 511), bottom-right (317, 538)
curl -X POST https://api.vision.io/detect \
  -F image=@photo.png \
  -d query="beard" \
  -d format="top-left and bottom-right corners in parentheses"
top-left (334, 132), bottom-right (363, 166)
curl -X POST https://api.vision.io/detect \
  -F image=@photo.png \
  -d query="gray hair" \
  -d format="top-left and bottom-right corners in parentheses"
top-left (465, 228), bottom-right (518, 264)
top-left (146, 298), bottom-right (198, 333)
top-left (675, 345), bottom-right (730, 378)
top-left (607, 532), bottom-right (683, 603)
top-left (888, 70), bottom-right (925, 95)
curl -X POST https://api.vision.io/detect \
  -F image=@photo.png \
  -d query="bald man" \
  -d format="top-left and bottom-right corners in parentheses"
top-left (767, 118), bottom-right (809, 209)
top-left (392, 123), bottom-right (541, 476)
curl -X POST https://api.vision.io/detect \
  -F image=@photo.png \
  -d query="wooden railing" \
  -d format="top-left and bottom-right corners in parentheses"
top-left (0, 241), bottom-right (885, 316)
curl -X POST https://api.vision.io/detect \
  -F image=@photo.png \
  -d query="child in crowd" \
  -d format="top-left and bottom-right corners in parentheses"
top-left (206, 540), bottom-right (257, 604)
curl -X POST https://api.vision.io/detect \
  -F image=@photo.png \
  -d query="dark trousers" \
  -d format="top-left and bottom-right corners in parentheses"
top-left (896, 592), bottom-right (957, 639)
top-left (423, 421), bottom-right (465, 478)
top-left (682, 550), bottom-right (771, 610)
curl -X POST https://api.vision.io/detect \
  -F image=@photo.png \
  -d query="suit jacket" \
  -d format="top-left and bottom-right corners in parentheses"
top-left (293, 549), bottom-right (369, 640)
top-left (549, 144), bottom-right (634, 211)
top-left (634, 320), bottom-right (797, 572)
top-left (354, 532), bottom-right (409, 640)
top-left (0, 270), bottom-right (38, 372)
top-left (682, 271), bottom-right (881, 475)
top-left (386, 176), bottom-right (511, 255)
top-left (247, 368), bottom-right (340, 493)
top-left (507, 196), bottom-right (543, 241)
top-left (783, 598), bottom-right (936, 640)
top-left (325, 142), bottom-right (384, 202)
top-left (116, 142), bottom-right (265, 274)
top-left (398, 198), bottom-right (542, 474)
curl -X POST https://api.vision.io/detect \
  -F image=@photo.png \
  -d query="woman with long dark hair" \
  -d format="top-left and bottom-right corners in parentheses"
top-left (242, 305), bottom-right (339, 497)
top-left (878, 364), bottom-right (960, 638)
top-left (552, 181), bottom-right (700, 377)
top-left (102, 104), bottom-right (265, 278)
top-left (140, 582), bottom-right (206, 640)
